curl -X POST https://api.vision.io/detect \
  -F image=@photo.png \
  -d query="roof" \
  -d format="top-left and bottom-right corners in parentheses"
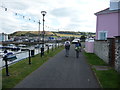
top-left (95, 8), bottom-right (120, 15)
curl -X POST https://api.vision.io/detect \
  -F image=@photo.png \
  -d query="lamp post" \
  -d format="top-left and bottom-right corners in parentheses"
top-left (38, 20), bottom-right (41, 54)
top-left (41, 11), bottom-right (47, 57)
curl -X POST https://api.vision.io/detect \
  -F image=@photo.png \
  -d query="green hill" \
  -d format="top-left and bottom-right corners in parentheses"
top-left (9, 31), bottom-right (96, 38)
top-left (10, 31), bottom-right (55, 36)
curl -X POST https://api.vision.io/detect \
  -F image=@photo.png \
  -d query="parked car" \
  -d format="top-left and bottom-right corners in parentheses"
top-left (72, 39), bottom-right (81, 44)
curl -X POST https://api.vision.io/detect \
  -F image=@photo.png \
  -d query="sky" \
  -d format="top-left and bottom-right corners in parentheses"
top-left (0, 0), bottom-right (110, 34)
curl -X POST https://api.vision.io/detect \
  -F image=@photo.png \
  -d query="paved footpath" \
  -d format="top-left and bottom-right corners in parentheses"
top-left (15, 45), bottom-right (100, 88)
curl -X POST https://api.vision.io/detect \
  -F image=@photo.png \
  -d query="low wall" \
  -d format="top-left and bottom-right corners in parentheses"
top-left (94, 37), bottom-right (120, 73)
top-left (94, 40), bottom-right (109, 64)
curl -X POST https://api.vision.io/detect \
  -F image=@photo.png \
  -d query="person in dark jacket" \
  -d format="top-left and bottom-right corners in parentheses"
top-left (64, 39), bottom-right (71, 57)
top-left (75, 40), bottom-right (81, 58)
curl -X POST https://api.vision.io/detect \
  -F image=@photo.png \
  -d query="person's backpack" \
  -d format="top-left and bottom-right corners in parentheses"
top-left (75, 43), bottom-right (79, 47)
top-left (75, 43), bottom-right (81, 51)
top-left (65, 41), bottom-right (70, 49)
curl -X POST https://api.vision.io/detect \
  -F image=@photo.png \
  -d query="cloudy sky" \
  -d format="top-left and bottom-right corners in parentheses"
top-left (0, 0), bottom-right (110, 34)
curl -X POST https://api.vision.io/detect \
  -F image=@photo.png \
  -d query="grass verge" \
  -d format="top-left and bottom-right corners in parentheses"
top-left (2, 46), bottom-right (64, 88)
top-left (84, 52), bottom-right (120, 88)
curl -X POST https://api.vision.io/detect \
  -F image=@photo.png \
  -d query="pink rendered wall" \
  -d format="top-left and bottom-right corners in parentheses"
top-left (96, 13), bottom-right (119, 39)
top-left (85, 42), bottom-right (94, 53)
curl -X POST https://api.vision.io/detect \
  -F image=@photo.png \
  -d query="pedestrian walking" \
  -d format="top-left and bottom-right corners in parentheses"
top-left (75, 40), bottom-right (81, 58)
top-left (64, 39), bottom-right (71, 57)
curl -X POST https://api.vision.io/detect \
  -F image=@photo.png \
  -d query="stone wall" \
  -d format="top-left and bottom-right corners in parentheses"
top-left (115, 36), bottom-right (120, 73)
top-left (94, 40), bottom-right (109, 63)
top-left (94, 36), bottom-right (120, 73)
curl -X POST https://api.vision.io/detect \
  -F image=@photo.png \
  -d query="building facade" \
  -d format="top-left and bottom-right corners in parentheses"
top-left (0, 33), bottom-right (8, 42)
top-left (95, 1), bottom-right (120, 40)
top-left (93, 1), bottom-right (120, 72)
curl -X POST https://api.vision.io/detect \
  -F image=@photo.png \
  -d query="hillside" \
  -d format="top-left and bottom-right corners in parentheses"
top-left (10, 31), bottom-right (96, 38)
top-left (10, 31), bottom-right (54, 36)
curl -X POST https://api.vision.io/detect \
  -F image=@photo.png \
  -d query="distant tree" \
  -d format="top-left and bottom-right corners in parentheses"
top-left (21, 34), bottom-right (25, 36)
top-left (80, 35), bottom-right (86, 42)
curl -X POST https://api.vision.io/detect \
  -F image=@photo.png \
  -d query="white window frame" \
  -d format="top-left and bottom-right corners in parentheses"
top-left (98, 31), bottom-right (108, 40)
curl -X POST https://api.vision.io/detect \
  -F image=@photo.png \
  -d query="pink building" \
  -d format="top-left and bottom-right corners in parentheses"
top-left (95, 1), bottom-right (120, 40)
top-left (85, 38), bottom-right (94, 53)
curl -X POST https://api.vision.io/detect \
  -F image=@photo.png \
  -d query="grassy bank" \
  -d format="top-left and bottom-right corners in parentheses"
top-left (84, 52), bottom-right (120, 88)
top-left (2, 46), bottom-right (64, 88)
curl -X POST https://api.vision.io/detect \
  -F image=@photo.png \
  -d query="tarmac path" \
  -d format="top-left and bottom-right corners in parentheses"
top-left (15, 45), bottom-right (100, 88)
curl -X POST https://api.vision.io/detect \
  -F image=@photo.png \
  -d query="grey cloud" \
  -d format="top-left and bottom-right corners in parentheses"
top-left (66, 23), bottom-right (81, 28)
top-left (0, 15), bottom-right (20, 33)
top-left (0, 24), bottom-right (18, 34)
top-left (50, 7), bottom-right (78, 17)
top-left (6, 2), bottom-right (29, 10)
top-left (1, 0), bottom-right (30, 10)
top-left (70, 17), bottom-right (88, 23)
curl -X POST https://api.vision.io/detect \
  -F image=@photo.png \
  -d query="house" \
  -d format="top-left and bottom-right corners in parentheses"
top-left (0, 33), bottom-right (8, 42)
top-left (93, 0), bottom-right (120, 72)
top-left (95, 1), bottom-right (120, 40)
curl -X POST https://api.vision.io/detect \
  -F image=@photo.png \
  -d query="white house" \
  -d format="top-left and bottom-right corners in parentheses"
top-left (0, 33), bottom-right (8, 42)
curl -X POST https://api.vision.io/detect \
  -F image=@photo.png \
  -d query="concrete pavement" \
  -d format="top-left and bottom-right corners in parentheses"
top-left (15, 45), bottom-right (100, 88)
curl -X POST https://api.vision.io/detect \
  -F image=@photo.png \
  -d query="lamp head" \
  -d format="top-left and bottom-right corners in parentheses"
top-left (41, 11), bottom-right (47, 16)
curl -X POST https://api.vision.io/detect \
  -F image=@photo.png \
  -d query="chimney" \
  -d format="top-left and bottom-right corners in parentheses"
top-left (110, 0), bottom-right (120, 10)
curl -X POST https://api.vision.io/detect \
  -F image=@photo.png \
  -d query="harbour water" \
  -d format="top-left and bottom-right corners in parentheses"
top-left (0, 43), bottom-right (61, 68)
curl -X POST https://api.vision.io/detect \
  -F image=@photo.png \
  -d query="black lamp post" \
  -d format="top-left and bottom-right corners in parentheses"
top-left (38, 20), bottom-right (41, 54)
top-left (41, 11), bottom-right (47, 57)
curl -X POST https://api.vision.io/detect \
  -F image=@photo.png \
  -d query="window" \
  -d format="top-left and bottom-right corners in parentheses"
top-left (98, 31), bottom-right (107, 40)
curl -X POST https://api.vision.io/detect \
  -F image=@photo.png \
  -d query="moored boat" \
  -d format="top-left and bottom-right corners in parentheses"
top-left (3, 52), bottom-right (17, 61)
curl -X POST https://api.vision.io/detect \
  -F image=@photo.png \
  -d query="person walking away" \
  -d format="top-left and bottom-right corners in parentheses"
top-left (64, 39), bottom-right (70, 57)
top-left (75, 40), bottom-right (81, 58)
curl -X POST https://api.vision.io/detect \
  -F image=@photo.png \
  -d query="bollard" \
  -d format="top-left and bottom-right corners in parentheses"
top-left (55, 44), bottom-right (57, 49)
top-left (31, 50), bottom-right (34, 57)
top-left (41, 47), bottom-right (44, 57)
top-left (47, 46), bottom-right (49, 53)
top-left (3, 55), bottom-right (9, 76)
top-left (52, 45), bottom-right (53, 51)
top-left (29, 50), bottom-right (31, 64)
top-left (58, 43), bottom-right (59, 48)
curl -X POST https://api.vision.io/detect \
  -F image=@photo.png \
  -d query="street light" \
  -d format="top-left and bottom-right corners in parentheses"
top-left (41, 11), bottom-right (47, 57)
top-left (38, 20), bottom-right (41, 54)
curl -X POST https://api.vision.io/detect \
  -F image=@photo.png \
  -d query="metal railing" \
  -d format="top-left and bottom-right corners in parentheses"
top-left (1, 43), bottom-right (63, 76)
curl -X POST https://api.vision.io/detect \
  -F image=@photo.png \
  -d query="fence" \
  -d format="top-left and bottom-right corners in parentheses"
top-left (1, 43), bottom-right (63, 76)
top-left (94, 36), bottom-right (120, 73)
top-left (94, 40), bottom-right (109, 64)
